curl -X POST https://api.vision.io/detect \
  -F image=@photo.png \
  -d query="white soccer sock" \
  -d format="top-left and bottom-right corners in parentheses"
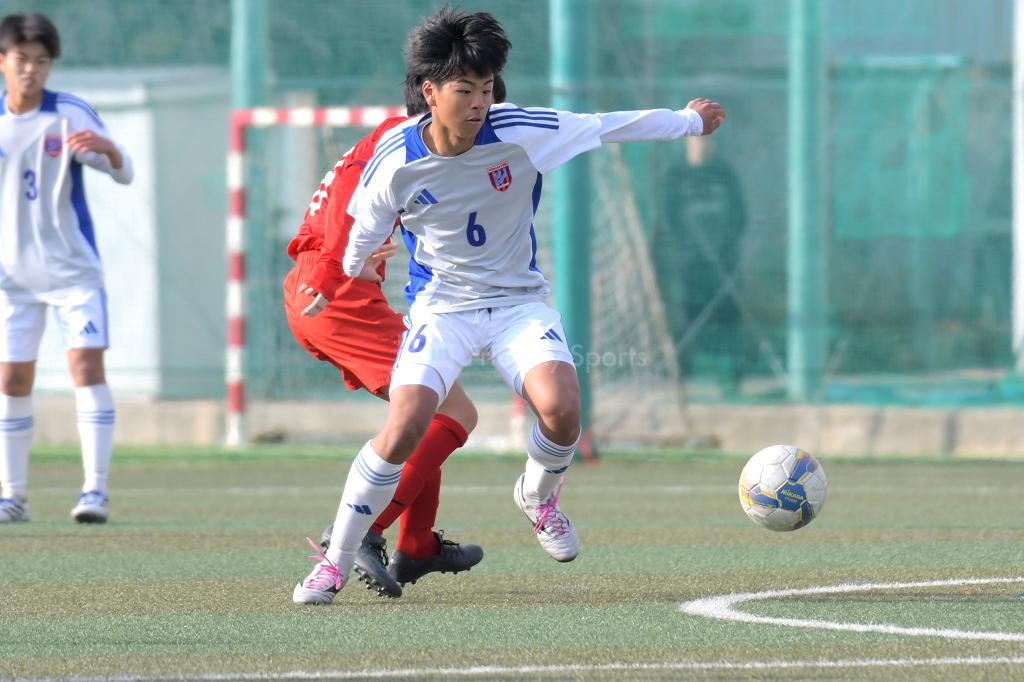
top-left (524, 422), bottom-right (578, 502)
top-left (0, 394), bottom-right (33, 500)
top-left (325, 441), bottom-right (403, 572)
top-left (75, 384), bottom-right (115, 494)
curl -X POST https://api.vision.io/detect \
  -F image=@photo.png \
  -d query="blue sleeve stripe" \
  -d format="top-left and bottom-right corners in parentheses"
top-left (57, 93), bottom-right (101, 116)
top-left (366, 130), bottom-right (406, 166)
top-left (377, 129), bottom-right (407, 153)
top-left (492, 106), bottom-right (557, 117)
top-left (490, 111), bottom-right (558, 124)
top-left (490, 114), bottom-right (560, 127)
top-left (490, 117), bottom-right (560, 129)
top-left (492, 121), bottom-right (560, 131)
top-left (57, 96), bottom-right (105, 128)
top-left (363, 135), bottom-right (407, 186)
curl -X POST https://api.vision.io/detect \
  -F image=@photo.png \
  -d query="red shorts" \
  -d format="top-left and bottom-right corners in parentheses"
top-left (283, 251), bottom-right (406, 395)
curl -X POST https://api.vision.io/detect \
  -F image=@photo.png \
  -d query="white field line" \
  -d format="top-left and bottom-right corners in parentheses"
top-left (25, 484), bottom-right (726, 496)
top-left (681, 577), bottom-right (1024, 641)
top-left (14, 656), bottom-right (1024, 682)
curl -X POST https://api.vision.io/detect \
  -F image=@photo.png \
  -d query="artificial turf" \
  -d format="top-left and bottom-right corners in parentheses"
top-left (2, 446), bottom-right (1023, 680)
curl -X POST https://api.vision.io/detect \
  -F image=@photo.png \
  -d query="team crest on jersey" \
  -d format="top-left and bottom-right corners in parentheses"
top-left (44, 135), bottom-right (62, 158)
top-left (487, 161), bottom-right (512, 192)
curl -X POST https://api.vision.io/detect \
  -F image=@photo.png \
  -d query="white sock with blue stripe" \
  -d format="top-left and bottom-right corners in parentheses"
top-left (325, 441), bottom-right (403, 570)
top-left (0, 394), bottom-right (33, 500)
top-left (523, 422), bottom-right (578, 502)
top-left (76, 384), bottom-right (115, 494)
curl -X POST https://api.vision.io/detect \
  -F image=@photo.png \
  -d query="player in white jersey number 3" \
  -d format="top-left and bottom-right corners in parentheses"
top-left (0, 14), bottom-right (134, 524)
top-left (294, 7), bottom-right (724, 603)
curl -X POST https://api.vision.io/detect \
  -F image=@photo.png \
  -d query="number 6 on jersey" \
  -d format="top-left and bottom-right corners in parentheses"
top-left (466, 211), bottom-right (486, 247)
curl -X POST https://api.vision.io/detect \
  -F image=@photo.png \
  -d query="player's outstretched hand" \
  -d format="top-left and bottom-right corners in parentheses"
top-left (369, 242), bottom-right (399, 263)
top-left (354, 242), bottom-right (399, 283)
top-left (299, 285), bottom-right (329, 317)
top-left (687, 98), bottom-right (725, 135)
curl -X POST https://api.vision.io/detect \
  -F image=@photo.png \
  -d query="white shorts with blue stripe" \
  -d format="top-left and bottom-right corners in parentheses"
top-left (391, 300), bottom-right (575, 404)
top-left (0, 286), bottom-right (109, 362)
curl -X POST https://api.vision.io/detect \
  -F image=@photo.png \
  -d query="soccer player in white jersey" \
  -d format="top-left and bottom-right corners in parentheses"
top-left (0, 13), bottom-right (134, 524)
top-left (293, 6), bottom-right (724, 604)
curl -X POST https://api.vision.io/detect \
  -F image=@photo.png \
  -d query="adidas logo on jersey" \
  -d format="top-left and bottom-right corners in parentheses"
top-left (414, 188), bottom-right (439, 205)
top-left (541, 328), bottom-right (563, 342)
top-left (346, 503), bottom-right (373, 515)
top-left (80, 321), bottom-right (99, 335)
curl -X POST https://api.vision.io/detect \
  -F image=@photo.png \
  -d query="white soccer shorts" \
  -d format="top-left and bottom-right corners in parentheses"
top-left (390, 300), bottom-right (575, 402)
top-left (0, 287), bottom-right (110, 362)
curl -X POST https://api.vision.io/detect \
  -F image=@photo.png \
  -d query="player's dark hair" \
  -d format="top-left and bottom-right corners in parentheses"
top-left (0, 13), bottom-right (61, 58)
top-left (403, 72), bottom-right (506, 115)
top-left (403, 6), bottom-right (509, 87)
top-left (492, 73), bottom-right (507, 104)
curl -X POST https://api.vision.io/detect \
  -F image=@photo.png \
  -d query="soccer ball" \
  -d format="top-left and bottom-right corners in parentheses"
top-left (738, 444), bottom-right (827, 532)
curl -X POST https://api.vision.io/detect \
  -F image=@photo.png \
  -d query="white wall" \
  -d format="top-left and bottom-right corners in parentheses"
top-left (34, 68), bottom-right (229, 398)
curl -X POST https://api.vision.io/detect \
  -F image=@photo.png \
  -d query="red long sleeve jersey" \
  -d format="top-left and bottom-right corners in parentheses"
top-left (286, 115), bottom-right (409, 300)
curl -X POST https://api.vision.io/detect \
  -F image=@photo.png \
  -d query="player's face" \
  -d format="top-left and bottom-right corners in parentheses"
top-left (0, 41), bottom-right (52, 101)
top-left (426, 73), bottom-right (494, 138)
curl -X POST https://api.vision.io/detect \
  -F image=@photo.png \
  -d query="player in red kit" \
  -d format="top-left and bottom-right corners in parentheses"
top-left (282, 76), bottom-right (505, 599)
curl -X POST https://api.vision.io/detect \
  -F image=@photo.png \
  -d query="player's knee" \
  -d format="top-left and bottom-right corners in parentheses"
top-left (0, 365), bottom-right (34, 397)
top-left (67, 351), bottom-right (106, 387)
top-left (459, 402), bottom-right (478, 434)
top-left (536, 405), bottom-right (581, 445)
top-left (376, 418), bottom-right (431, 462)
top-left (438, 392), bottom-right (478, 434)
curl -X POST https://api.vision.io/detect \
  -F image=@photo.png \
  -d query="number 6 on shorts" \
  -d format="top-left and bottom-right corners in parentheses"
top-left (407, 324), bottom-right (428, 353)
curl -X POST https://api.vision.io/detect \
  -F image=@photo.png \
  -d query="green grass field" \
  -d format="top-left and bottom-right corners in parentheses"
top-left (3, 446), bottom-right (1024, 681)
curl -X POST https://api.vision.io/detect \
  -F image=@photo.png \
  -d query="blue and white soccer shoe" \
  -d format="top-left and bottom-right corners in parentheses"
top-left (0, 497), bottom-right (30, 523)
top-left (71, 490), bottom-right (109, 524)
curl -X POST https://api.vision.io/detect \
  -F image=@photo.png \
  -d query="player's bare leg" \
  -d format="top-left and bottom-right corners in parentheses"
top-left (0, 361), bottom-right (35, 522)
top-left (294, 384), bottom-right (437, 604)
top-left (435, 382), bottom-right (477, 431)
top-left (514, 361), bottom-right (581, 562)
top-left (371, 384), bottom-right (439, 463)
top-left (67, 348), bottom-right (114, 523)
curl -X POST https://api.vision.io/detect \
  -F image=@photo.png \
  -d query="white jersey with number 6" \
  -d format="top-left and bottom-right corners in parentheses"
top-left (0, 89), bottom-right (133, 301)
top-left (344, 101), bottom-right (703, 312)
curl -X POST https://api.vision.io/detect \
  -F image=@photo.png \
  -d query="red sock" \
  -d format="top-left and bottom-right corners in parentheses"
top-left (369, 414), bottom-right (467, 550)
top-left (398, 468), bottom-right (442, 559)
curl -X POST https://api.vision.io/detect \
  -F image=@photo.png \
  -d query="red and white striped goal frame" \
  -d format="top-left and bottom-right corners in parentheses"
top-left (225, 105), bottom-right (404, 446)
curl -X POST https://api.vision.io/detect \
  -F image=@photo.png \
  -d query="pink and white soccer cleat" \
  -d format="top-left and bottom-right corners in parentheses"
top-left (292, 537), bottom-right (346, 605)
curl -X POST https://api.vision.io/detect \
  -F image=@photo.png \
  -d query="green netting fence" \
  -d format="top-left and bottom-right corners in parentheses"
top-left (3, 0), bottom-right (1018, 424)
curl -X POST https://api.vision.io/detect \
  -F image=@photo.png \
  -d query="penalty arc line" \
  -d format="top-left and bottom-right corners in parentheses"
top-left (680, 576), bottom-right (1024, 641)
top-left (13, 579), bottom-right (1024, 682)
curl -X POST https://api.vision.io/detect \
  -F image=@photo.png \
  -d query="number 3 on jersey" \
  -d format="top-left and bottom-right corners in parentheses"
top-left (23, 170), bottom-right (38, 201)
top-left (466, 211), bottom-right (486, 247)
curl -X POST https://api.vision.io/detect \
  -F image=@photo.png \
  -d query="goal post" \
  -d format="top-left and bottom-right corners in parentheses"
top-left (224, 105), bottom-right (404, 447)
top-left (222, 105), bottom-right (699, 450)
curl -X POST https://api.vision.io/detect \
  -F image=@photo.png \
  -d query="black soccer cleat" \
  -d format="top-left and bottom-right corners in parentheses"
top-left (319, 523), bottom-right (334, 552)
top-left (355, 531), bottom-right (403, 598)
top-left (387, 531), bottom-right (484, 586)
top-left (321, 525), bottom-right (403, 598)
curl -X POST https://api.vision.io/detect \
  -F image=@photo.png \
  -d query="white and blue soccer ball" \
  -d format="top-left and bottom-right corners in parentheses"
top-left (738, 444), bottom-right (827, 532)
